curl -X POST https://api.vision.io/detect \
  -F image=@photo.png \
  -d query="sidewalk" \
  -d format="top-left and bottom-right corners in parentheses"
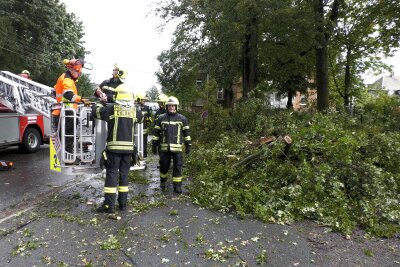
top-left (0, 156), bottom-right (398, 266)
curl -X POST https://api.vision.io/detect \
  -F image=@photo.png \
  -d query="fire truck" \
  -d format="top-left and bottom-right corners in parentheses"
top-left (0, 70), bottom-right (145, 175)
top-left (0, 71), bottom-right (55, 153)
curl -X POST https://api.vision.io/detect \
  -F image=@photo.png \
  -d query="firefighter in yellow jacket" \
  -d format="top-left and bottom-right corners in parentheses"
top-left (94, 84), bottom-right (142, 213)
top-left (152, 96), bottom-right (191, 193)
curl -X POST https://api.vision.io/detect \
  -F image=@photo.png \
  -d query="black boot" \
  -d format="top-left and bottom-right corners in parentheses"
top-left (96, 204), bottom-right (115, 213)
top-left (118, 192), bottom-right (128, 211)
top-left (173, 182), bottom-right (182, 194)
top-left (160, 178), bottom-right (167, 191)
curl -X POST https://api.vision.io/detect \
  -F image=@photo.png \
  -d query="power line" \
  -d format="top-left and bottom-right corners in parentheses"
top-left (0, 27), bottom-right (49, 57)
top-left (0, 45), bottom-right (58, 68)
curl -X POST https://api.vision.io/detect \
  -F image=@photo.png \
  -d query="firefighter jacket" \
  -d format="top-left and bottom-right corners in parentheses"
top-left (96, 78), bottom-right (122, 103)
top-left (152, 112), bottom-right (191, 152)
top-left (138, 104), bottom-right (152, 134)
top-left (95, 103), bottom-right (143, 154)
top-left (52, 71), bottom-right (81, 115)
top-left (154, 107), bottom-right (166, 125)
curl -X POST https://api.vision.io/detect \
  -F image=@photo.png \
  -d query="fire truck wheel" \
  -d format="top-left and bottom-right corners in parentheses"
top-left (20, 128), bottom-right (41, 153)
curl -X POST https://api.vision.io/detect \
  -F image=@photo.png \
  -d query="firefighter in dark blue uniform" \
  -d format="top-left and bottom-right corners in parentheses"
top-left (95, 84), bottom-right (142, 213)
top-left (152, 96), bottom-right (191, 193)
top-left (154, 93), bottom-right (168, 124)
top-left (153, 93), bottom-right (168, 154)
top-left (94, 64), bottom-right (127, 103)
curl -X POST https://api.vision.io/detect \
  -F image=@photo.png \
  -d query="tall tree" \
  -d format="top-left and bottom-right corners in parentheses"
top-left (330, 0), bottom-right (400, 111)
top-left (155, 0), bottom-right (264, 104)
top-left (239, 0), bottom-right (260, 99)
top-left (260, 0), bottom-right (315, 108)
top-left (146, 85), bottom-right (159, 101)
top-left (313, 0), bottom-right (342, 112)
top-left (0, 0), bottom-right (87, 86)
top-left (155, 0), bottom-right (317, 108)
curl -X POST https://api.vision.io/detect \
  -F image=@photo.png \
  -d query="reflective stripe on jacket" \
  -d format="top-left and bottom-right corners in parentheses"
top-left (152, 112), bottom-right (191, 152)
top-left (96, 103), bottom-right (143, 154)
top-left (97, 78), bottom-right (122, 103)
top-left (139, 104), bottom-right (152, 134)
top-left (52, 72), bottom-right (81, 115)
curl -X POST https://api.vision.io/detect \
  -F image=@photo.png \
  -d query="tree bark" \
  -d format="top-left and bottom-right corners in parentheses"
top-left (313, 0), bottom-right (342, 112)
top-left (344, 47), bottom-right (351, 111)
top-left (286, 88), bottom-right (293, 109)
top-left (224, 85), bottom-right (234, 108)
top-left (242, 15), bottom-right (258, 99)
top-left (314, 0), bottom-right (329, 112)
top-left (233, 135), bottom-right (292, 168)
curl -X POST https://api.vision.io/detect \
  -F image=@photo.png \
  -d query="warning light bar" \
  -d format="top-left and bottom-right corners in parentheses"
top-left (0, 160), bottom-right (13, 171)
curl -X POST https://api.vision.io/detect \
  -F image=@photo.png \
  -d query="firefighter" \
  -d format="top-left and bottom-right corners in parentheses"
top-left (135, 92), bottom-right (152, 158)
top-left (95, 84), bottom-right (143, 213)
top-left (152, 96), bottom-right (192, 194)
top-left (154, 93), bottom-right (168, 124)
top-left (52, 58), bottom-right (89, 154)
top-left (19, 70), bottom-right (31, 80)
top-left (94, 64), bottom-right (127, 103)
top-left (153, 93), bottom-right (168, 155)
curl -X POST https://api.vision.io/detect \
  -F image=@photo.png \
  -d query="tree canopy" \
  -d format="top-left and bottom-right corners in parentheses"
top-left (0, 0), bottom-right (88, 87)
top-left (155, 0), bottom-right (400, 111)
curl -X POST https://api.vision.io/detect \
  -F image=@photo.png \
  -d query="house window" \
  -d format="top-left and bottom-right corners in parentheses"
top-left (196, 80), bottom-right (203, 88)
top-left (300, 96), bottom-right (307, 106)
top-left (216, 88), bottom-right (224, 100)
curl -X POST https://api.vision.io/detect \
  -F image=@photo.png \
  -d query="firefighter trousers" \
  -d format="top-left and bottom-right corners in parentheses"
top-left (104, 152), bottom-right (131, 207)
top-left (143, 133), bottom-right (148, 158)
top-left (159, 151), bottom-right (183, 183)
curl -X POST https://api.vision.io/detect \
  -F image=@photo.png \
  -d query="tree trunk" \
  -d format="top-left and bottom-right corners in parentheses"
top-left (286, 88), bottom-right (293, 109)
top-left (344, 47), bottom-right (351, 111)
top-left (233, 135), bottom-right (292, 168)
top-left (242, 16), bottom-right (258, 99)
top-left (314, 0), bottom-right (329, 112)
top-left (224, 85), bottom-right (234, 108)
top-left (315, 45), bottom-right (329, 111)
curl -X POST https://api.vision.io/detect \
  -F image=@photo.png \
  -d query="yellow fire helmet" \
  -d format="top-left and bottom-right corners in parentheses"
top-left (135, 91), bottom-right (147, 102)
top-left (115, 84), bottom-right (134, 102)
top-left (157, 93), bottom-right (169, 104)
top-left (21, 70), bottom-right (30, 75)
top-left (117, 69), bottom-right (128, 83)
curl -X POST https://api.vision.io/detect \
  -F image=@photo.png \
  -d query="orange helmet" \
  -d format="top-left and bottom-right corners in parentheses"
top-left (64, 58), bottom-right (84, 72)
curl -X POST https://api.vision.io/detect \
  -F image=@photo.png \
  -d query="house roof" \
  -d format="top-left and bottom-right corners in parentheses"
top-left (371, 75), bottom-right (400, 91)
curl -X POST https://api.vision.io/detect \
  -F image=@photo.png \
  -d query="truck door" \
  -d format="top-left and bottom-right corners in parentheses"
top-left (0, 114), bottom-right (20, 145)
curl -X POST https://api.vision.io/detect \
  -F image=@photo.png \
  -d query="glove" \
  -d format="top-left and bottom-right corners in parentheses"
top-left (152, 146), bottom-right (158, 155)
top-left (100, 150), bottom-right (110, 169)
top-left (82, 99), bottom-right (91, 106)
top-left (185, 144), bottom-right (191, 155)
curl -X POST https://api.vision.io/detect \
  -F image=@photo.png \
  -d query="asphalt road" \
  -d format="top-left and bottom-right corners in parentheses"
top-left (0, 145), bottom-right (77, 217)
top-left (0, 147), bottom-right (398, 266)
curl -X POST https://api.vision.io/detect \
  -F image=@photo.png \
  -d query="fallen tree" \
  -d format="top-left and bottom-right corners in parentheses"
top-left (233, 135), bottom-right (292, 168)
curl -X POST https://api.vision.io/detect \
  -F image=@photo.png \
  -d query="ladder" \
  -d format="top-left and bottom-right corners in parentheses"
top-left (0, 71), bottom-right (56, 118)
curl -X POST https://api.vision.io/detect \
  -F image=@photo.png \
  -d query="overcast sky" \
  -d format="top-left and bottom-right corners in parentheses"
top-left (363, 50), bottom-right (400, 84)
top-left (60, 0), bottom-right (174, 94)
top-left (60, 0), bottom-right (399, 91)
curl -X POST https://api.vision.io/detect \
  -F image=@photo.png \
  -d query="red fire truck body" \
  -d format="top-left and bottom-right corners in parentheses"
top-left (0, 107), bottom-right (49, 153)
top-left (0, 71), bottom-right (54, 153)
